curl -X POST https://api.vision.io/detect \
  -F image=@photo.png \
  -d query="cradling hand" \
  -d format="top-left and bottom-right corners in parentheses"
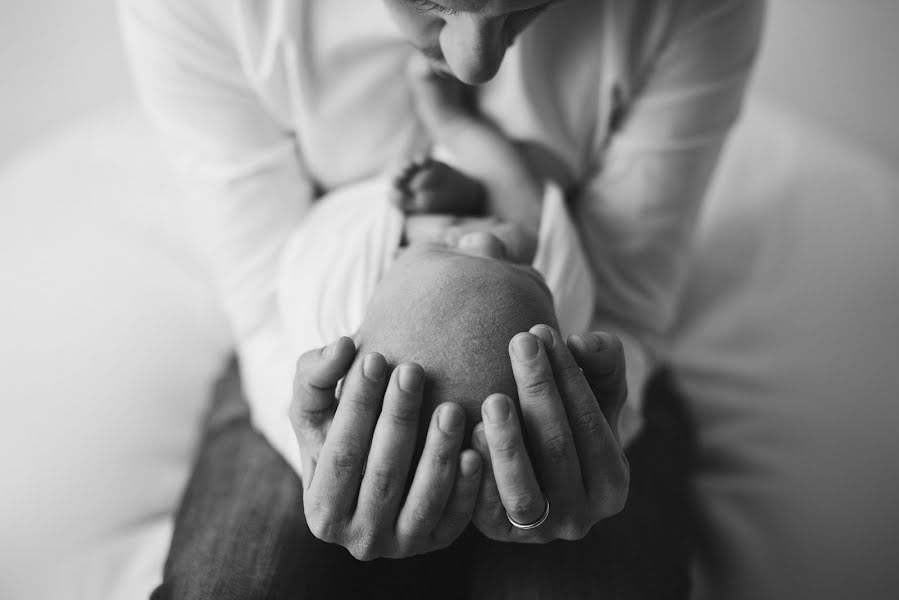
top-left (290, 338), bottom-right (483, 560)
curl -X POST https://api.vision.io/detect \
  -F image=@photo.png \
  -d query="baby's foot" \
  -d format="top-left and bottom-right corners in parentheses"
top-left (392, 156), bottom-right (485, 215)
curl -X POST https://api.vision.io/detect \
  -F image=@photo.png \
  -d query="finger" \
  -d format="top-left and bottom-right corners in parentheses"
top-left (567, 332), bottom-right (629, 500)
top-left (431, 448), bottom-right (482, 548)
top-left (531, 325), bottom-right (619, 493)
top-left (481, 393), bottom-right (546, 528)
top-left (290, 337), bottom-right (357, 478)
top-left (508, 332), bottom-right (582, 500)
top-left (356, 363), bottom-right (425, 532)
top-left (568, 332), bottom-right (627, 437)
top-left (307, 352), bottom-right (388, 516)
top-left (396, 403), bottom-right (466, 546)
top-left (470, 423), bottom-right (508, 536)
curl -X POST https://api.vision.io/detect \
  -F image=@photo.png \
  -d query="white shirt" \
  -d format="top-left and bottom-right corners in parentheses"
top-left (119, 0), bottom-right (765, 467)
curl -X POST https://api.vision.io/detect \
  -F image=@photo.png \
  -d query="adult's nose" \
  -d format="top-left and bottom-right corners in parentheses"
top-left (440, 17), bottom-right (508, 85)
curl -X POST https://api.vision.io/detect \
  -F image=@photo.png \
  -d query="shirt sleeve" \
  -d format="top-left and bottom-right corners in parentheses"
top-left (119, 0), bottom-right (313, 470)
top-left (575, 0), bottom-right (766, 439)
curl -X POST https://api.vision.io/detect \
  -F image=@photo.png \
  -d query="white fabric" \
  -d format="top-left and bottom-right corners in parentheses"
top-left (0, 110), bottom-right (232, 599)
top-left (118, 0), bottom-right (765, 466)
top-left (279, 179), bottom-right (595, 364)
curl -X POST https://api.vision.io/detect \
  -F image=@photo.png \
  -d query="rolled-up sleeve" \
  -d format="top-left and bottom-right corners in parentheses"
top-left (577, 0), bottom-right (766, 438)
top-left (119, 0), bottom-right (312, 470)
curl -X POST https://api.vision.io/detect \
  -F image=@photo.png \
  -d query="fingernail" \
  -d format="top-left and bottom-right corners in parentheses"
top-left (460, 452), bottom-right (481, 478)
top-left (532, 326), bottom-right (555, 350)
top-left (484, 395), bottom-right (510, 423)
top-left (513, 334), bottom-right (540, 360)
top-left (398, 364), bottom-right (422, 393)
top-left (323, 339), bottom-right (339, 357)
top-left (363, 353), bottom-right (385, 381)
top-left (438, 404), bottom-right (463, 434)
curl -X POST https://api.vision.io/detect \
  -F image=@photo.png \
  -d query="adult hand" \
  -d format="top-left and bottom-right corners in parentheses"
top-left (290, 337), bottom-right (483, 560)
top-left (471, 325), bottom-right (630, 542)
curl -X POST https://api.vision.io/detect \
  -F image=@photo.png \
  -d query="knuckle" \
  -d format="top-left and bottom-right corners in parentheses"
top-left (558, 516), bottom-right (590, 541)
top-left (521, 376), bottom-right (556, 399)
top-left (505, 492), bottom-right (544, 521)
top-left (350, 535), bottom-right (380, 562)
top-left (383, 399), bottom-right (419, 431)
top-left (394, 538), bottom-right (423, 559)
top-left (426, 438), bottom-right (458, 471)
top-left (410, 496), bottom-right (441, 529)
top-left (542, 431), bottom-right (574, 465)
top-left (438, 508), bottom-right (470, 536)
top-left (344, 388), bottom-right (380, 417)
top-left (306, 516), bottom-right (329, 542)
top-left (571, 408), bottom-right (605, 439)
top-left (491, 432), bottom-right (524, 463)
top-left (472, 502), bottom-right (513, 541)
top-left (329, 442), bottom-right (364, 478)
top-left (305, 506), bottom-right (336, 543)
top-left (365, 467), bottom-right (399, 503)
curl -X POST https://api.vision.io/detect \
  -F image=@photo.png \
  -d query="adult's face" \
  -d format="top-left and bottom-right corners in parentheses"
top-left (382, 0), bottom-right (563, 84)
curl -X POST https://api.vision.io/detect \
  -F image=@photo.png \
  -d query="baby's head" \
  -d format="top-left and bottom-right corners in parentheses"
top-left (350, 237), bottom-right (558, 437)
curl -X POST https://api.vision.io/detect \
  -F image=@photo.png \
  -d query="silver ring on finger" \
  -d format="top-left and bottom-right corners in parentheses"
top-left (506, 495), bottom-right (550, 530)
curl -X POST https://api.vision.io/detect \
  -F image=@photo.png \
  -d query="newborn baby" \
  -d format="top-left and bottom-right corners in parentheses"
top-left (264, 176), bottom-right (597, 472)
top-left (350, 239), bottom-right (558, 434)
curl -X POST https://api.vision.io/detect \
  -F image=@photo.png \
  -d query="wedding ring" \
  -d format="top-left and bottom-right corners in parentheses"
top-left (506, 495), bottom-right (550, 530)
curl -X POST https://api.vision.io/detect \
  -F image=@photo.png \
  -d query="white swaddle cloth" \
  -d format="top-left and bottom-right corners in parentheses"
top-left (279, 177), bottom-right (595, 357)
top-left (245, 175), bottom-right (597, 474)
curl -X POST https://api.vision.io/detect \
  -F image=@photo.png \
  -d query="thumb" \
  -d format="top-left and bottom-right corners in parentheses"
top-left (290, 337), bottom-right (357, 479)
top-left (567, 332), bottom-right (627, 439)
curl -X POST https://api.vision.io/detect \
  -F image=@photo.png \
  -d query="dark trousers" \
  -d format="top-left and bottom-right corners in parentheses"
top-left (152, 361), bottom-right (694, 599)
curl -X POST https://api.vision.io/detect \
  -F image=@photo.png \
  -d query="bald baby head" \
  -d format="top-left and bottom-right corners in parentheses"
top-left (351, 241), bottom-right (557, 435)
